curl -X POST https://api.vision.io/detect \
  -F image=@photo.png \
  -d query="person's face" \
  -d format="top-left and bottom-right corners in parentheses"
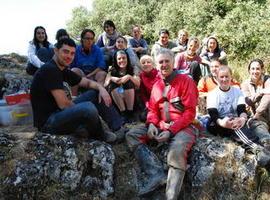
top-left (117, 53), bottom-right (128, 69)
top-left (210, 61), bottom-right (220, 77)
top-left (208, 38), bottom-right (217, 52)
top-left (36, 28), bottom-right (46, 43)
top-left (140, 58), bottom-right (153, 72)
top-left (217, 69), bottom-right (232, 90)
top-left (187, 41), bottom-right (199, 55)
top-left (178, 31), bottom-right (188, 44)
top-left (55, 44), bottom-right (76, 67)
top-left (104, 25), bottom-right (114, 35)
top-left (82, 32), bottom-right (95, 50)
top-left (116, 38), bottom-right (126, 50)
top-left (249, 61), bottom-right (263, 82)
top-left (156, 54), bottom-right (173, 78)
top-left (159, 33), bottom-right (169, 46)
top-left (132, 27), bottom-right (141, 39)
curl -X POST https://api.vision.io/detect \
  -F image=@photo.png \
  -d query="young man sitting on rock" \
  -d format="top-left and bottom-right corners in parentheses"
top-left (30, 38), bottom-right (117, 143)
top-left (126, 48), bottom-right (199, 199)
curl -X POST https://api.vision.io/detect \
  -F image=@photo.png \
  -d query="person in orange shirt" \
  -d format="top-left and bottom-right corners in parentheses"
top-left (198, 60), bottom-right (239, 97)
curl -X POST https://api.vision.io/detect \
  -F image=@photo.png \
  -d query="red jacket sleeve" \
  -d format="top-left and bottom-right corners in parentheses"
top-left (169, 77), bottom-right (198, 134)
top-left (146, 82), bottom-right (161, 126)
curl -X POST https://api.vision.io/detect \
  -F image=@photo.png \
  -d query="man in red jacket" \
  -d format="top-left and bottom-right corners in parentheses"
top-left (126, 48), bottom-right (199, 199)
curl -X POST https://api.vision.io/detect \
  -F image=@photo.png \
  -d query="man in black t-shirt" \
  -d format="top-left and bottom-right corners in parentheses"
top-left (30, 38), bottom-right (116, 142)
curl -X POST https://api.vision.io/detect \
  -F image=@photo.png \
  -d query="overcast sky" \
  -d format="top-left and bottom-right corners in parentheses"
top-left (0, 0), bottom-right (92, 55)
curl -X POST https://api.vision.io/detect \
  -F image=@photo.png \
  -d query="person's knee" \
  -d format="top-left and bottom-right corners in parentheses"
top-left (77, 102), bottom-right (99, 119)
top-left (126, 130), bottom-right (144, 151)
top-left (71, 68), bottom-right (84, 76)
top-left (167, 146), bottom-right (187, 170)
top-left (96, 70), bottom-right (107, 80)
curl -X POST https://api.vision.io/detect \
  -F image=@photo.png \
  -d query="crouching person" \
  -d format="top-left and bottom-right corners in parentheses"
top-left (30, 38), bottom-right (116, 143)
top-left (126, 48), bottom-right (199, 199)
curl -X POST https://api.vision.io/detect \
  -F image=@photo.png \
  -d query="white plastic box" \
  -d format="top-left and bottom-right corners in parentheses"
top-left (0, 101), bottom-right (33, 126)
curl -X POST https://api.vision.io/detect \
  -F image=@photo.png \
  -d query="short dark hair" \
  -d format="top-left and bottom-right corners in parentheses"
top-left (55, 38), bottom-right (76, 49)
top-left (248, 58), bottom-right (264, 71)
top-left (55, 29), bottom-right (69, 41)
top-left (159, 29), bottom-right (170, 36)
top-left (80, 29), bottom-right (95, 43)
top-left (103, 20), bottom-right (116, 30)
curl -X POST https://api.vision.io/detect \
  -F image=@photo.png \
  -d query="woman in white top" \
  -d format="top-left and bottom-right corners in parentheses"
top-left (26, 26), bottom-right (54, 75)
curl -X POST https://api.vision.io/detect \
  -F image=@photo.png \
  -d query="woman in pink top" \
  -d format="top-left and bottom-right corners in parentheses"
top-left (174, 37), bottom-right (202, 84)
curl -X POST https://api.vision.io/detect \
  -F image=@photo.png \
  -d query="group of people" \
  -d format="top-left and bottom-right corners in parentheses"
top-left (27, 20), bottom-right (270, 200)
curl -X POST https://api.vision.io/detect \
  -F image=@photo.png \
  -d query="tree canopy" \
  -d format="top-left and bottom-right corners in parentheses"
top-left (67, 0), bottom-right (270, 75)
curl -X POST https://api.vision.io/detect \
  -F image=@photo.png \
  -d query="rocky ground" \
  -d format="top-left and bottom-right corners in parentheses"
top-left (0, 54), bottom-right (270, 200)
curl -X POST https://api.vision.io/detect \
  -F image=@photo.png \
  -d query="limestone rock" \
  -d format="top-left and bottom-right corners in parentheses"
top-left (0, 131), bottom-right (115, 199)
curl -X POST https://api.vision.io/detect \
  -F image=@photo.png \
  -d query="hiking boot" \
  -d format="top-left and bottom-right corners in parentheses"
top-left (104, 130), bottom-right (117, 143)
top-left (134, 144), bottom-right (167, 197)
top-left (166, 167), bottom-right (185, 200)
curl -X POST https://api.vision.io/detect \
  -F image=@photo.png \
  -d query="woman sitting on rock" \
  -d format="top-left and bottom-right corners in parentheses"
top-left (174, 37), bottom-right (202, 84)
top-left (104, 50), bottom-right (140, 122)
top-left (26, 26), bottom-right (54, 75)
top-left (151, 29), bottom-right (177, 61)
top-left (111, 35), bottom-right (141, 75)
top-left (200, 36), bottom-right (227, 76)
top-left (207, 65), bottom-right (270, 167)
top-left (171, 29), bottom-right (189, 54)
top-left (241, 59), bottom-right (270, 146)
top-left (96, 20), bottom-right (120, 67)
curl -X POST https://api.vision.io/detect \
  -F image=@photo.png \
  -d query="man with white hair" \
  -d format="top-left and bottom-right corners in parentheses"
top-left (126, 48), bottom-right (199, 199)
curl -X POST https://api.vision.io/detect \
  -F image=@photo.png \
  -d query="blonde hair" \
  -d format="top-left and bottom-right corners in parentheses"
top-left (140, 55), bottom-right (154, 64)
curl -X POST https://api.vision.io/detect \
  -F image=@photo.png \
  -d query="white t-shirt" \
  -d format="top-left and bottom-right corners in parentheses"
top-left (207, 86), bottom-right (245, 118)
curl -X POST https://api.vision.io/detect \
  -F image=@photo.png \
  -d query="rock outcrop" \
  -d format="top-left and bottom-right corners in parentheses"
top-left (0, 130), bottom-right (115, 200)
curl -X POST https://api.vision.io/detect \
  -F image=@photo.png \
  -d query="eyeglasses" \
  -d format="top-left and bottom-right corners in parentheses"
top-left (83, 37), bottom-right (94, 41)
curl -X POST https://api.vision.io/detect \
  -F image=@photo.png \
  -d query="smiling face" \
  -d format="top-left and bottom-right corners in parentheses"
top-left (104, 25), bottom-right (115, 35)
top-left (116, 37), bottom-right (127, 50)
top-left (178, 30), bottom-right (188, 44)
top-left (217, 67), bottom-right (232, 90)
top-left (35, 28), bottom-right (46, 43)
top-left (140, 56), bottom-right (154, 73)
top-left (116, 53), bottom-right (128, 69)
top-left (187, 40), bottom-right (199, 55)
top-left (210, 60), bottom-right (221, 77)
top-left (159, 33), bottom-right (169, 46)
top-left (156, 53), bottom-right (173, 78)
top-left (208, 38), bottom-right (217, 52)
top-left (249, 61), bottom-right (263, 82)
top-left (54, 44), bottom-right (76, 68)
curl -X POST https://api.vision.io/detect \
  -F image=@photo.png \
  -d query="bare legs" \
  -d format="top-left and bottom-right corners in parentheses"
top-left (111, 88), bottom-right (135, 112)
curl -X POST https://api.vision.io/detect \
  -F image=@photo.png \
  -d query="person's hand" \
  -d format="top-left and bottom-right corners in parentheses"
top-left (119, 75), bottom-right (131, 84)
top-left (98, 87), bottom-right (112, 107)
top-left (147, 123), bottom-right (158, 139)
top-left (217, 117), bottom-right (234, 129)
top-left (231, 117), bottom-right (246, 130)
top-left (111, 77), bottom-right (121, 84)
top-left (155, 131), bottom-right (171, 143)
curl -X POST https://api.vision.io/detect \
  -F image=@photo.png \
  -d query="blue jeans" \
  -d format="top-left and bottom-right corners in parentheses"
top-left (249, 119), bottom-right (270, 145)
top-left (73, 90), bottom-right (123, 131)
top-left (42, 101), bottom-right (104, 140)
